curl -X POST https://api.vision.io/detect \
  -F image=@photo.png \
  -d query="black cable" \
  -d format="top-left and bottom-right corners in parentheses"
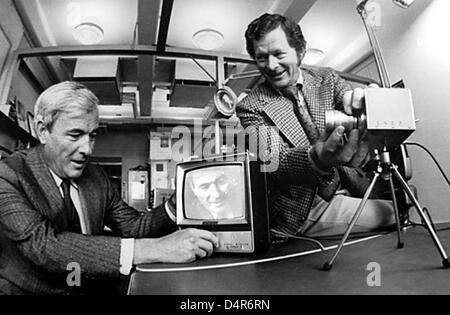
top-left (404, 220), bottom-right (422, 226)
top-left (404, 219), bottom-right (450, 232)
top-left (404, 141), bottom-right (450, 189)
top-left (313, 229), bottom-right (392, 241)
top-left (423, 207), bottom-right (438, 233)
top-left (403, 141), bottom-right (450, 229)
top-left (271, 229), bottom-right (326, 251)
top-left (0, 145), bottom-right (12, 155)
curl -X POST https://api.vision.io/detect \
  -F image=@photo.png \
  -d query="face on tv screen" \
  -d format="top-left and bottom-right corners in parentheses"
top-left (184, 165), bottom-right (245, 220)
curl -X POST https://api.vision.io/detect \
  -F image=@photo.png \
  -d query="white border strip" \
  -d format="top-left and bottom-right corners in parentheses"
top-left (136, 234), bottom-right (383, 273)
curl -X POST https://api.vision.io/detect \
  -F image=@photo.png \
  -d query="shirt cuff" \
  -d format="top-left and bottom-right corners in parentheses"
top-left (120, 238), bottom-right (135, 275)
top-left (165, 200), bottom-right (177, 222)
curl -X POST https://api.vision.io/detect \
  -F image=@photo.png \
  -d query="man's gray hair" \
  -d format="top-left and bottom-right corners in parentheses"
top-left (34, 81), bottom-right (99, 130)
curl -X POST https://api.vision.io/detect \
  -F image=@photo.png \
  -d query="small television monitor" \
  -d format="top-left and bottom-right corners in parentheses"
top-left (176, 152), bottom-right (270, 253)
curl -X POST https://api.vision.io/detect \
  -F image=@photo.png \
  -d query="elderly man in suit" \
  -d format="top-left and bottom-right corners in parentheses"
top-left (0, 81), bottom-right (218, 294)
top-left (237, 13), bottom-right (395, 238)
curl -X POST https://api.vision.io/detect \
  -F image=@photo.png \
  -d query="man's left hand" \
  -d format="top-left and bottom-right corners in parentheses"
top-left (339, 84), bottom-right (379, 168)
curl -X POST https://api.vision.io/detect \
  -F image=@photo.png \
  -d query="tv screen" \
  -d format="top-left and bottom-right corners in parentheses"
top-left (176, 152), bottom-right (270, 253)
top-left (183, 165), bottom-right (245, 220)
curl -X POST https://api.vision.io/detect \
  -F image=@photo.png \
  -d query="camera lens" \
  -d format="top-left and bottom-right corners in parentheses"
top-left (325, 110), bottom-right (358, 133)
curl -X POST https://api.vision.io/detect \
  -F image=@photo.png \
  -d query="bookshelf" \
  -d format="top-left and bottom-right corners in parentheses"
top-left (0, 110), bottom-right (38, 147)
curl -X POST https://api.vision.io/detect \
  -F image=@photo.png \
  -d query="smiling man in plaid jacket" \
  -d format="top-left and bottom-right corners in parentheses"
top-left (237, 13), bottom-right (395, 238)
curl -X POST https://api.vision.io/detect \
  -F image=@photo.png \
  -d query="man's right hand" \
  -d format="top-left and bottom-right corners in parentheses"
top-left (311, 126), bottom-right (370, 171)
top-left (133, 228), bottom-right (219, 265)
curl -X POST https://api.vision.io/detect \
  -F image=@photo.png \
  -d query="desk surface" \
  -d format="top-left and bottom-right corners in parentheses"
top-left (128, 225), bottom-right (450, 295)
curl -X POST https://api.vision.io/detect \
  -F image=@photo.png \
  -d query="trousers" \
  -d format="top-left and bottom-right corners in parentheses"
top-left (298, 190), bottom-right (395, 237)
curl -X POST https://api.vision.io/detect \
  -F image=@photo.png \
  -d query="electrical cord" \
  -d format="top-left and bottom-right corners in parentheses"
top-left (313, 229), bottom-right (392, 241)
top-left (405, 220), bottom-right (450, 232)
top-left (0, 145), bottom-right (12, 155)
top-left (423, 207), bottom-right (438, 232)
top-left (404, 141), bottom-right (450, 189)
top-left (271, 229), bottom-right (326, 251)
top-left (403, 141), bottom-right (450, 229)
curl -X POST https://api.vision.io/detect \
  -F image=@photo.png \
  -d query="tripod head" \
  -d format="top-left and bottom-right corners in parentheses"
top-left (363, 144), bottom-right (412, 181)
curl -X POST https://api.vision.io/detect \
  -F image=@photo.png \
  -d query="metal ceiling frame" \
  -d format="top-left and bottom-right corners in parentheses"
top-left (0, 44), bottom-right (254, 128)
top-left (0, 42), bottom-right (375, 107)
top-left (137, 0), bottom-right (161, 116)
top-left (156, 0), bottom-right (174, 54)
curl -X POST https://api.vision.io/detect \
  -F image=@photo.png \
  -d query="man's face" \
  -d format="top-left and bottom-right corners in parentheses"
top-left (40, 108), bottom-right (98, 179)
top-left (253, 26), bottom-right (301, 90)
top-left (191, 170), bottom-right (230, 215)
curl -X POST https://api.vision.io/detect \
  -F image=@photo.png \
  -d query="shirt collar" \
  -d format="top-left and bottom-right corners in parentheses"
top-left (49, 168), bottom-right (79, 190)
top-left (296, 68), bottom-right (304, 86)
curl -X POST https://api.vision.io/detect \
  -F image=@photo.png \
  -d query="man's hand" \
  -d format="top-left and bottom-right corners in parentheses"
top-left (311, 127), bottom-right (370, 171)
top-left (342, 84), bottom-right (379, 116)
top-left (310, 84), bottom-right (380, 171)
top-left (133, 228), bottom-right (219, 265)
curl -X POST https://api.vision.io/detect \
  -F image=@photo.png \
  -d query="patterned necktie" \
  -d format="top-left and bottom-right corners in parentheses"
top-left (61, 179), bottom-right (82, 233)
top-left (282, 85), bottom-right (339, 231)
top-left (282, 85), bottom-right (320, 144)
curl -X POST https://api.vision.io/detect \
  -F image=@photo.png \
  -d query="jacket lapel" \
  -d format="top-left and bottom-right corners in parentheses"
top-left (25, 146), bottom-right (69, 231)
top-left (260, 83), bottom-right (309, 147)
top-left (75, 169), bottom-right (102, 235)
top-left (301, 68), bottom-right (325, 132)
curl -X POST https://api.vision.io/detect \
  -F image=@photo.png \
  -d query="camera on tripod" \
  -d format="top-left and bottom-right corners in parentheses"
top-left (325, 88), bottom-right (416, 150)
top-left (323, 88), bottom-right (450, 271)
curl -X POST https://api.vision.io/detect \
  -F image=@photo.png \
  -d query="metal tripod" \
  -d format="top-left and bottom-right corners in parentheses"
top-left (323, 148), bottom-right (450, 270)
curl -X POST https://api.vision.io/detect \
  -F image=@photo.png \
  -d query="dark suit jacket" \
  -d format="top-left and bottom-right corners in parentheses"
top-left (0, 145), bottom-right (177, 294)
top-left (236, 67), bottom-right (372, 235)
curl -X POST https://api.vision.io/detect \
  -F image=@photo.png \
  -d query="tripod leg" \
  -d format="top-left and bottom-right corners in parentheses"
top-left (323, 172), bottom-right (380, 271)
top-left (388, 175), bottom-right (404, 249)
top-left (391, 165), bottom-right (450, 269)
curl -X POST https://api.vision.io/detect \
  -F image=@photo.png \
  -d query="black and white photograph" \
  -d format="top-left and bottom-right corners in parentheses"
top-left (0, 0), bottom-right (449, 304)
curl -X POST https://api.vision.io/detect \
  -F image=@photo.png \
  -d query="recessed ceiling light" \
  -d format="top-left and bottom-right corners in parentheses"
top-left (192, 29), bottom-right (224, 51)
top-left (302, 48), bottom-right (325, 65)
top-left (73, 22), bottom-right (104, 45)
top-left (392, 0), bottom-right (416, 9)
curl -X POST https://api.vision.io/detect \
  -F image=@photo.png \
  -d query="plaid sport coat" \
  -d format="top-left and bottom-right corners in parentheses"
top-left (236, 67), bottom-right (371, 235)
top-left (0, 145), bottom-right (177, 294)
